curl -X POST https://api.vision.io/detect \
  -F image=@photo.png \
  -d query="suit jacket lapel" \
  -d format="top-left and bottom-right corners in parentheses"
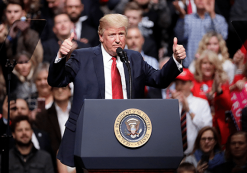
top-left (93, 45), bottom-right (105, 99)
top-left (123, 63), bottom-right (130, 99)
top-left (48, 104), bottom-right (61, 141)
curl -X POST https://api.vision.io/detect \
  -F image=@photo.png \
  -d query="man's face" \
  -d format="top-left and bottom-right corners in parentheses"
top-left (35, 70), bottom-right (52, 97)
top-left (5, 4), bottom-right (23, 26)
top-left (47, 0), bottom-right (65, 14)
top-left (175, 80), bottom-right (193, 97)
top-left (12, 120), bottom-right (33, 147)
top-left (194, 0), bottom-right (206, 10)
top-left (124, 10), bottom-right (142, 27)
top-left (46, 0), bottom-right (60, 9)
top-left (53, 14), bottom-right (72, 38)
top-left (65, 0), bottom-right (83, 23)
top-left (16, 99), bottom-right (30, 116)
top-left (99, 26), bottom-right (126, 56)
top-left (53, 86), bottom-right (71, 102)
top-left (126, 28), bottom-right (144, 53)
top-left (230, 134), bottom-right (247, 159)
top-left (134, 0), bottom-right (150, 6)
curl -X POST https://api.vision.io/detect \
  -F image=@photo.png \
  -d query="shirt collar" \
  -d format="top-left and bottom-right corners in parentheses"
top-left (54, 101), bottom-right (71, 114)
top-left (195, 12), bottom-right (210, 18)
top-left (101, 44), bottom-right (112, 63)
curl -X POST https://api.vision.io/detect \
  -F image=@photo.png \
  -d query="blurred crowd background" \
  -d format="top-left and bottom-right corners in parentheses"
top-left (0, 0), bottom-right (247, 173)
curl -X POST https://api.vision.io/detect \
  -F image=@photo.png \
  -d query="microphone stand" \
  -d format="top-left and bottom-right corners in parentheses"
top-left (1, 59), bottom-right (16, 173)
top-left (122, 52), bottom-right (132, 99)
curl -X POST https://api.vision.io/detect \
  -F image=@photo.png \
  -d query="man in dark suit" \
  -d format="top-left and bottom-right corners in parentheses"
top-left (48, 13), bottom-right (186, 168)
top-left (42, 13), bottom-right (90, 63)
top-left (65, 0), bottom-right (99, 47)
top-left (35, 85), bottom-right (71, 166)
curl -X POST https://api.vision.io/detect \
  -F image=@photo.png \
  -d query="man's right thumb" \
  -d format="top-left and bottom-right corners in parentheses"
top-left (69, 32), bottom-right (74, 41)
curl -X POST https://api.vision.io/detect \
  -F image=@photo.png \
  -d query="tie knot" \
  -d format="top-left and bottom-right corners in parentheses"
top-left (112, 56), bottom-right (117, 61)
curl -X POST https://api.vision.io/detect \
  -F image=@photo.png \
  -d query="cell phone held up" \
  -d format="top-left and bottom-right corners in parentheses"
top-left (37, 98), bottom-right (45, 112)
top-left (201, 153), bottom-right (210, 164)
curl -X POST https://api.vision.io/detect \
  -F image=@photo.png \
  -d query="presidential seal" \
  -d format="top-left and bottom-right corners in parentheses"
top-left (114, 108), bottom-right (152, 148)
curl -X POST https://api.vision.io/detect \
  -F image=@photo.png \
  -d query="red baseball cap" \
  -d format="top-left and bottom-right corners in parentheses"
top-left (176, 68), bottom-right (194, 81)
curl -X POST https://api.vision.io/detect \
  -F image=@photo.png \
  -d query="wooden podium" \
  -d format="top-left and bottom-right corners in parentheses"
top-left (74, 99), bottom-right (183, 172)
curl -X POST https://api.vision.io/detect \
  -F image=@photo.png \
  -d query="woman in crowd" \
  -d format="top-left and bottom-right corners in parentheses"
top-left (192, 50), bottom-right (232, 146)
top-left (25, 62), bottom-right (53, 120)
top-left (212, 131), bottom-right (247, 173)
top-left (189, 32), bottom-right (235, 84)
top-left (183, 126), bottom-right (225, 173)
top-left (13, 51), bottom-right (37, 99)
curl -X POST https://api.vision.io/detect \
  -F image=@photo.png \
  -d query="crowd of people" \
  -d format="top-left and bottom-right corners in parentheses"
top-left (0, 0), bottom-right (247, 173)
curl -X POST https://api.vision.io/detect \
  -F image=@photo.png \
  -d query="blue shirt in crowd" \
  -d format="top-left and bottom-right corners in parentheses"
top-left (175, 12), bottom-right (228, 68)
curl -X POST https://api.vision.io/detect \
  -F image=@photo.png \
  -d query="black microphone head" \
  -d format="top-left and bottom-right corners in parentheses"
top-left (116, 47), bottom-right (123, 55)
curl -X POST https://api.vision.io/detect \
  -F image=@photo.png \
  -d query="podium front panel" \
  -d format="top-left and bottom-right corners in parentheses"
top-left (74, 99), bottom-right (183, 169)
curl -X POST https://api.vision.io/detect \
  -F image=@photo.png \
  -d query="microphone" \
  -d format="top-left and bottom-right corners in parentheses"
top-left (116, 47), bottom-right (128, 63)
top-left (116, 47), bottom-right (132, 99)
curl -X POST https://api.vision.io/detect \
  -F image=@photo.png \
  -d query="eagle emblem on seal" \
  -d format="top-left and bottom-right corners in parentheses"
top-left (125, 118), bottom-right (142, 138)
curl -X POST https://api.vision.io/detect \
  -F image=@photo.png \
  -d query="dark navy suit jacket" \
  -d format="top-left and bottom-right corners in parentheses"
top-left (47, 45), bottom-right (181, 166)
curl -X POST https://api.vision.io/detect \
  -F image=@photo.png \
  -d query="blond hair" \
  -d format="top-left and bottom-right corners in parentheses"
top-left (98, 14), bottom-right (129, 36)
top-left (197, 32), bottom-right (229, 62)
top-left (194, 50), bottom-right (228, 83)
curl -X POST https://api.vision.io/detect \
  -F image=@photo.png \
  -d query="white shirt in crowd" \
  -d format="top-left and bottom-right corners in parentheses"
top-left (55, 102), bottom-right (71, 137)
top-left (71, 16), bottom-right (88, 40)
top-left (179, 94), bottom-right (212, 155)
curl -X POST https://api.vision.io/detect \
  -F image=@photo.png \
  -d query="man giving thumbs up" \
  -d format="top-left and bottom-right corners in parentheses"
top-left (48, 14), bottom-right (186, 168)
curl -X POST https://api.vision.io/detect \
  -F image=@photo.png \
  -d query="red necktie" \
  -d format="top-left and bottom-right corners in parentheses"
top-left (111, 57), bottom-right (123, 99)
top-left (187, 0), bottom-right (193, 14)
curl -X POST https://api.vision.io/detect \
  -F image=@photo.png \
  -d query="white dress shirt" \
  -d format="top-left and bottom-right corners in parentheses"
top-left (55, 102), bottom-right (71, 137)
top-left (71, 16), bottom-right (88, 40)
top-left (101, 44), bottom-right (128, 99)
top-left (179, 94), bottom-right (212, 155)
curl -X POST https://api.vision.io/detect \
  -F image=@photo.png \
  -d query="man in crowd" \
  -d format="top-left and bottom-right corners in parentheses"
top-left (42, 13), bottom-right (90, 63)
top-left (126, 27), bottom-right (159, 70)
top-left (133, 0), bottom-right (171, 53)
top-left (0, 97), bottom-right (52, 154)
top-left (65, 0), bottom-right (99, 46)
top-left (48, 14), bottom-right (186, 169)
top-left (35, 85), bottom-right (71, 167)
top-left (172, 68), bottom-right (212, 155)
top-left (123, 1), bottom-right (158, 59)
top-left (0, 115), bottom-right (54, 173)
top-left (175, 0), bottom-right (228, 68)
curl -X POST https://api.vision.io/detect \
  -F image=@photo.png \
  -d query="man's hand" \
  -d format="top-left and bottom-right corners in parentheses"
top-left (0, 24), bottom-right (7, 43)
top-left (2, 96), bottom-right (17, 120)
top-left (58, 32), bottom-right (74, 59)
top-left (172, 0), bottom-right (186, 18)
top-left (173, 37), bottom-right (186, 63)
top-left (205, 0), bottom-right (215, 18)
